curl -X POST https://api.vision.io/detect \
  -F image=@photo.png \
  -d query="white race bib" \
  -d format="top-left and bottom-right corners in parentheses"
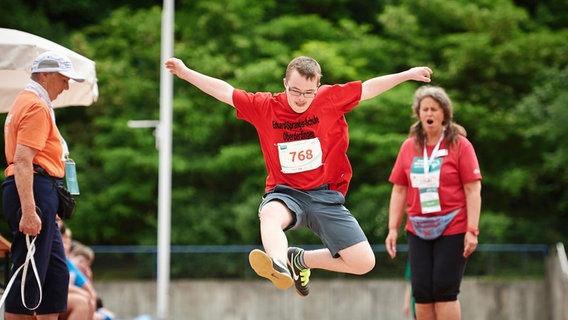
top-left (277, 138), bottom-right (323, 173)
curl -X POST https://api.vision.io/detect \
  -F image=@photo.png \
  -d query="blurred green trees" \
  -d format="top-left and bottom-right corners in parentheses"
top-left (0, 0), bottom-right (566, 246)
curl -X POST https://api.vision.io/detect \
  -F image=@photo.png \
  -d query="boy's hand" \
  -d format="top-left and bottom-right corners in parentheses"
top-left (407, 66), bottom-right (433, 83)
top-left (164, 57), bottom-right (186, 78)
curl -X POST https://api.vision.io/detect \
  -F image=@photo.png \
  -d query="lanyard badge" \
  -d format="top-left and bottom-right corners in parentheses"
top-left (410, 132), bottom-right (445, 214)
top-left (64, 158), bottom-right (80, 195)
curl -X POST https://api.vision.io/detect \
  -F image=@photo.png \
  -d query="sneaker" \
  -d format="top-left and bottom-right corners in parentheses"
top-left (287, 247), bottom-right (311, 297)
top-left (248, 249), bottom-right (293, 290)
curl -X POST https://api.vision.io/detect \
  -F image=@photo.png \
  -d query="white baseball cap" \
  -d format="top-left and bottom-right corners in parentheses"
top-left (31, 51), bottom-right (85, 82)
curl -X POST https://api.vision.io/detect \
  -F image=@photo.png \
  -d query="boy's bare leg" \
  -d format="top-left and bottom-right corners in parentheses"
top-left (258, 201), bottom-right (294, 262)
top-left (304, 241), bottom-right (375, 274)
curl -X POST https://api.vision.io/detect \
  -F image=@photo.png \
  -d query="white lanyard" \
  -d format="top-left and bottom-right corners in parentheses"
top-left (24, 81), bottom-right (69, 159)
top-left (422, 131), bottom-right (444, 177)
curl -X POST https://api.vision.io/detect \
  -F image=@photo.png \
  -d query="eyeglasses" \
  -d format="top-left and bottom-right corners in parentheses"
top-left (287, 86), bottom-right (317, 98)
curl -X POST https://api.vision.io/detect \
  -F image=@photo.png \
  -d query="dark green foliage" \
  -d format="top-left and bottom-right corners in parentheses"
top-left (0, 0), bottom-right (566, 247)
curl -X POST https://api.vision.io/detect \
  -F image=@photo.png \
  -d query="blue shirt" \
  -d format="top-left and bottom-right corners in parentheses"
top-left (67, 258), bottom-right (88, 287)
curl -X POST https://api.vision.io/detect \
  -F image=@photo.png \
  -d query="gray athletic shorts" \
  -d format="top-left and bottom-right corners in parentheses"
top-left (259, 184), bottom-right (368, 258)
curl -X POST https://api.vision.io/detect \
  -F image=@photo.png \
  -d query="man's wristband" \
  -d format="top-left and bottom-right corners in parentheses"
top-left (467, 226), bottom-right (480, 236)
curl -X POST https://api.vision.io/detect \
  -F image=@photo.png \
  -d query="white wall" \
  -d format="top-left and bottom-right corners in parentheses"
top-left (94, 279), bottom-right (548, 320)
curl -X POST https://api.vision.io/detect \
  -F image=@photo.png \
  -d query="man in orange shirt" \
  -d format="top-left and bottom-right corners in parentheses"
top-left (2, 51), bottom-right (84, 319)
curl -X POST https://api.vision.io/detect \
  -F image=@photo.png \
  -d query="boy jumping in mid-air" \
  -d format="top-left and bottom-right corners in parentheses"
top-left (166, 56), bottom-right (432, 296)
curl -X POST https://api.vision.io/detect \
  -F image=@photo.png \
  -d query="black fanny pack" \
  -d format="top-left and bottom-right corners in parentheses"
top-left (33, 165), bottom-right (76, 220)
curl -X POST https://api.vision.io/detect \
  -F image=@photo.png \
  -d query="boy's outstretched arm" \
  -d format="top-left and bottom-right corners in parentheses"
top-left (360, 66), bottom-right (432, 101)
top-left (165, 57), bottom-right (235, 107)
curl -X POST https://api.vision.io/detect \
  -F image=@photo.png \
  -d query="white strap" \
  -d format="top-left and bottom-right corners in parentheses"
top-left (25, 80), bottom-right (69, 160)
top-left (422, 131), bottom-right (445, 177)
top-left (0, 235), bottom-right (43, 311)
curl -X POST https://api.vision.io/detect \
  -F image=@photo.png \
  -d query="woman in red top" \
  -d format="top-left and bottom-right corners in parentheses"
top-left (386, 86), bottom-right (482, 319)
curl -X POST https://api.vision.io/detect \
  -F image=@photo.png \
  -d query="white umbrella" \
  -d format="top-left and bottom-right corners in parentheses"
top-left (0, 28), bottom-right (98, 112)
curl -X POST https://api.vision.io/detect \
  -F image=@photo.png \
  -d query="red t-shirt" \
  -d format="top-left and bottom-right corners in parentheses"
top-left (4, 91), bottom-right (65, 178)
top-left (389, 135), bottom-right (482, 235)
top-left (232, 81), bottom-right (362, 195)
